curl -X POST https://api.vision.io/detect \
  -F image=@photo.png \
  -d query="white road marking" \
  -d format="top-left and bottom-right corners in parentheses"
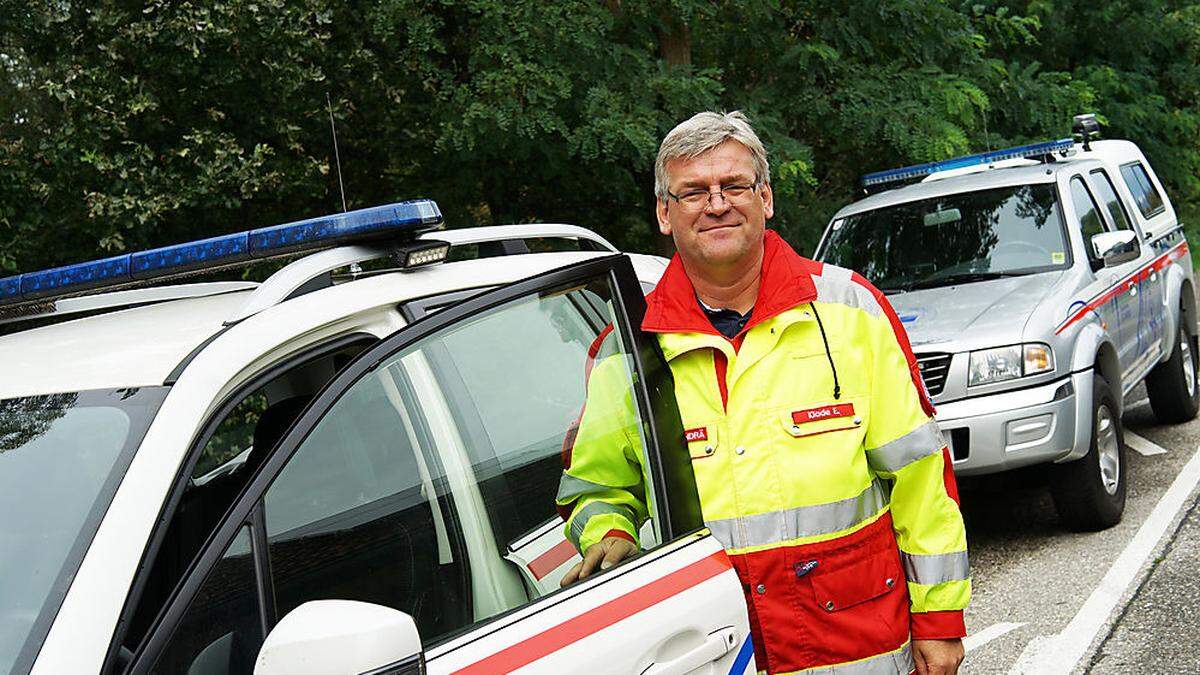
top-left (1010, 444), bottom-right (1200, 674)
top-left (1125, 431), bottom-right (1169, 456)
top-left (964, 622), bottom-right (1025, 653)
top-left (1125, 396), bottom-right (1150, 409)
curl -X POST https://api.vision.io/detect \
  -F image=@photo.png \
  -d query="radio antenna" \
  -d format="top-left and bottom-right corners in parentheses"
top-left (326, 92), bottom-right (348, 212)
top-left (327, 92), bottom-right (362, 278)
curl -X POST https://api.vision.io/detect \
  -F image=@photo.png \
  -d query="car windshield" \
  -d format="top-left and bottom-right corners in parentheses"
top-left (0, 387), bottom-right (167, 675)
top-left (819, 184), bottom-right (1069, 292)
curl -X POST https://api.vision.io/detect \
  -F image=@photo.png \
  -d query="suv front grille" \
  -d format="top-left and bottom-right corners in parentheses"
top-left (915, 353), bottom-right (952, 396)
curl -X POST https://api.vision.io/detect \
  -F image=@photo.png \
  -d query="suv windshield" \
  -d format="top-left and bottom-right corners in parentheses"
top-left (819, 184), bottom-right (1069, 292)
top-left (0, 387), bottom-right (167, 674)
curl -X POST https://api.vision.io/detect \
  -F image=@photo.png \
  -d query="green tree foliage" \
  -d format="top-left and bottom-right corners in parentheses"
top-left (0, 0), bottom-right (1196, 271)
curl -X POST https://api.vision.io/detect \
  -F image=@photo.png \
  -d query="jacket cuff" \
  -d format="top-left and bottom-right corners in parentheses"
top-left (603, 529), bottom-right (636, 544)
top-left (911, 610), bottom-right (966, 639)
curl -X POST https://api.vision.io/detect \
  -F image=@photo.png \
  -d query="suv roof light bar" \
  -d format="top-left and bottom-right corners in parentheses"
top-left (861, 138), bottom-right (1074, 190)
top-left (0, 200), bottom-right (443, 311)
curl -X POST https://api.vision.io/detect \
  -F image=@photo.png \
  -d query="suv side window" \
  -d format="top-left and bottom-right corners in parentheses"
top-left (427, 280), bottom-right (619, 547)
top-left (262, 358), bottom-right (471, 643)
top-left (1089, 169), bottom-right (1134, 232)
top-left (1070, 176), bottom-right (1108, 246)
top-left (1119, 161), bottom-right (1166, 219)
top-left (152, 526), bottom-right (259, 674)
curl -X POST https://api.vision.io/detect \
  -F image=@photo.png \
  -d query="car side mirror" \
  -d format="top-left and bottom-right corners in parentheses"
top-left (254, 600), bottom-right (423, 675)
top-left (1090, 230), bottom-right (1140, 268)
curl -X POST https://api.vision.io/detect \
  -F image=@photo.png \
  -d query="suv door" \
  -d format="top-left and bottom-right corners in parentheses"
top-left (125, 255), bottom-right (754, 675)
top-left (1087, 168), bottom-right (1162, 371)
top-left (1068, 175), bottom-right (1141, 377)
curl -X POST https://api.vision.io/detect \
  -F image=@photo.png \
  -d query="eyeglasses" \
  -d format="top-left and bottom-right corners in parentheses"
top-left (666, 182), bottom-right (759, 212)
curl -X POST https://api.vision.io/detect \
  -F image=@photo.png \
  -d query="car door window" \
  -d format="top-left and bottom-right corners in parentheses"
top-left (1119, 161), bottom-right (1166, 219)
top-left (1089, 169), bottom-right (1134, 232)
top-left (152, 526), bottom-right (260, 675)
top-left (262, 358), bottom-right (470, 645)
top-left (427, 278), bottom-right (625, 547)
top-left (1070, 176), bottom-right (1108, 241)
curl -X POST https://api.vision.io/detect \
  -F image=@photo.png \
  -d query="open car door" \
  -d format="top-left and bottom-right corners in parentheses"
top-left (127, 254), bottom-right (754, 675)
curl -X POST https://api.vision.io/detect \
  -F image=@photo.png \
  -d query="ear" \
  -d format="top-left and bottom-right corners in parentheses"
top-left (656, 198), bottom-right (672, 235)
top-left (760, 182), bottom-right (775, 220)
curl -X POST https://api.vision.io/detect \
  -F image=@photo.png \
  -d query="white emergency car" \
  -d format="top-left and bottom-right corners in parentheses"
top-left (0, 202), bottom-right (755, 675)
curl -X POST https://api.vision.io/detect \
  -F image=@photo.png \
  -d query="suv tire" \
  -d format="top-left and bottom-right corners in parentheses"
top-left (1051, 374), bottom-right (1126, 531)
top-left (1146, 322), bottom-right (1200, 423)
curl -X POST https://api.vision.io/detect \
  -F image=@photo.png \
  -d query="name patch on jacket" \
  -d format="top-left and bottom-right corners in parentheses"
top-left (684, 427), bottom-right (709, 443)
top-left (792, 403), bottom-right (856, 425)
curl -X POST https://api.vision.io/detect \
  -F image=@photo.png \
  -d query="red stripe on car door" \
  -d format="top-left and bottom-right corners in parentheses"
top-left (452, 550), bottom-right (732, 674)
top-left (528, 539), bottom-right (578, 581)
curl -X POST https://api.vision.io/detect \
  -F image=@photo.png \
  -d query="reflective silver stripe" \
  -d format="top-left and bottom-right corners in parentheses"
top-left (556, 473), bottom-right (614, 503)
top-left (705, 479), bottom-right (890, 550)
top-left (801, 642), bottom-right (913, 674)
top-left (866, 419), bottom-right (946, 473)
top-left (567, 501), bottom-right (636, 548)
top-left (811, 264), bottom-right (884, 319)
top-left (901, 550), bottom-right (970, 586)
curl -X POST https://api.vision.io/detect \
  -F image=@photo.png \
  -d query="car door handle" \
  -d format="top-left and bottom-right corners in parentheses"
top-left (642, 627), bottom-right (738, 675)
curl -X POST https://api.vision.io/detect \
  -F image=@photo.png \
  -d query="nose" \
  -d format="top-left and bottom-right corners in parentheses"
top-left (704, 190), bottom-right (732, 215)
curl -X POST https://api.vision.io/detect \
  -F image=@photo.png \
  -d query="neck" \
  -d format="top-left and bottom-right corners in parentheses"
top-left (683, 246), bottom-right (763, 315)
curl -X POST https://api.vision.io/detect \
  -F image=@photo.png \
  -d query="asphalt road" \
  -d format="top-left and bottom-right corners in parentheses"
top-left (958, 386), bottom-right (1200, 674)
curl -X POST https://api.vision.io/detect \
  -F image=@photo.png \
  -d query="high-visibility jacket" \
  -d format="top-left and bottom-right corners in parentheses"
top-left (558, 230), bottom-right (970, 674)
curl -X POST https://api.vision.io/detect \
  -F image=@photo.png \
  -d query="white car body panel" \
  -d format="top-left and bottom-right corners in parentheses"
top-left (0, 291), bottom-right (243, 397)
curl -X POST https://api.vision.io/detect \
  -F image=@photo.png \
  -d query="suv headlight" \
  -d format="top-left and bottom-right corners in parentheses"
top-left (968, 343), bottom-right (1054, 386)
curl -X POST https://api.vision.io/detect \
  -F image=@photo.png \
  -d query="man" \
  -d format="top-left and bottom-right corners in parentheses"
top-left (558, 111), bottom-right (969, 674)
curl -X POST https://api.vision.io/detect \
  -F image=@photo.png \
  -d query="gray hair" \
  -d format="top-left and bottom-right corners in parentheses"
top-left (654, 110), bottom-right (770, 201)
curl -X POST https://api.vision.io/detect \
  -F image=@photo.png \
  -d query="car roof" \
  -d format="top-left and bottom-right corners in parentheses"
top-left (834, 140), bottom-right (1140, 219)
top-left (0, 250), bottom-right (667, 398)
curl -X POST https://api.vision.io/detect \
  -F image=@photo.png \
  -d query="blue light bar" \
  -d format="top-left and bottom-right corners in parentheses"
top-left (861, 138), bottom-right (1074, 189)
top-left (21, 254), bottom-right (131, 300)
top-left (131, 232), bottom-right (250, 279)
top-left (0, 199), bottom-right (443, 307)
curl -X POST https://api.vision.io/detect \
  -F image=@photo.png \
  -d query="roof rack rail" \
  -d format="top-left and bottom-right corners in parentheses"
top-left (225, 222), bottom-right (621, 324)
top-left (861, 138), bottom-right (1074, 191)
top-left (420, 223), bottom-right (618, 252)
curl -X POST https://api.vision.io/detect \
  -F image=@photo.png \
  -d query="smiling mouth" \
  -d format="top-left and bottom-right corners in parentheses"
top-left (701, 222), bottom-right (741, 233)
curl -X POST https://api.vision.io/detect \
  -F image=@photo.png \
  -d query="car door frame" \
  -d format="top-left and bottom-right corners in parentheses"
top-left (1085, 167), bottom-right (1163, 376)
top-left (1066, 171), bottom-right (1142, 378)
top-left (123, 253), bottom-right (708, 674)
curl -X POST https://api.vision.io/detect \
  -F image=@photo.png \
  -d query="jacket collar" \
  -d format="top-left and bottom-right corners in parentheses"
top-left (642, 229), bottom-right (821, 337)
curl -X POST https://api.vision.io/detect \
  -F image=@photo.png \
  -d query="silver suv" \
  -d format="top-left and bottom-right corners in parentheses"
top-left (816, 130), bottom-right (1197, 531)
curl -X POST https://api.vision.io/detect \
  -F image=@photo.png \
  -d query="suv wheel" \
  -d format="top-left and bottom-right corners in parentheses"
top-left (1051, 374), bottom-right (1126, 531)
top-left (1146, 321), bottom-right (1200, 423)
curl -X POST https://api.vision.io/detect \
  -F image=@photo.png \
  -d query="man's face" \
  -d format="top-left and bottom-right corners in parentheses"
top-left (656, 139), bottom-right (774, 268)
